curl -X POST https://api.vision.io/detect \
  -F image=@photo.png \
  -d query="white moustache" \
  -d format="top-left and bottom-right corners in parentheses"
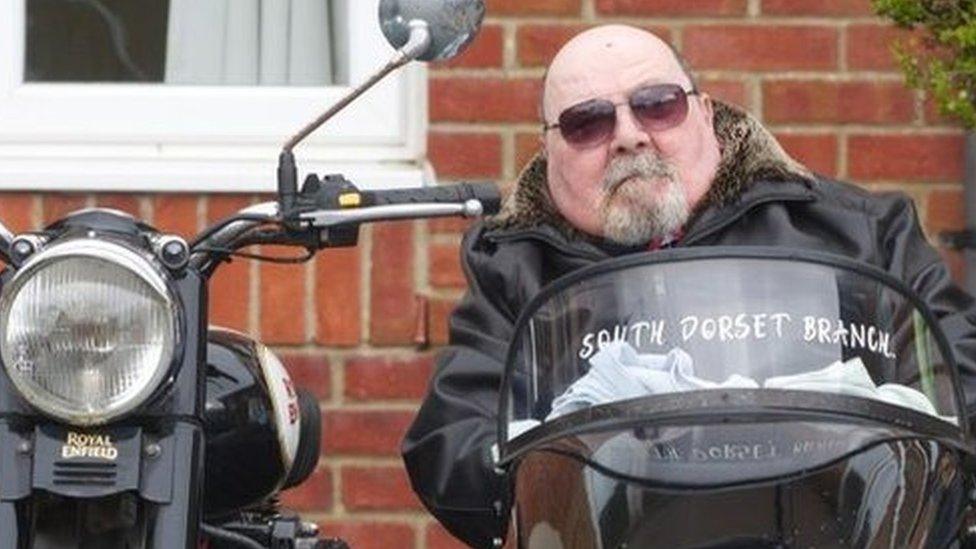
top-left (602, 153), bottom-right (678, 194)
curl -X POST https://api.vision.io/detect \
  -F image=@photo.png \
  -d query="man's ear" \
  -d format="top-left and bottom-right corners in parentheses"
top-left (699, 92), bottom-right (715, 128)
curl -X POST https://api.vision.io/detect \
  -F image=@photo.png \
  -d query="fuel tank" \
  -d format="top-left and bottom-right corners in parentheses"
top-left (202, 328), bottom-right (322, 518)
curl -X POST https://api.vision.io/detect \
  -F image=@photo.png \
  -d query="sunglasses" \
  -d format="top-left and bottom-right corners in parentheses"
top-left (543, 83), bottom-right (700, 148)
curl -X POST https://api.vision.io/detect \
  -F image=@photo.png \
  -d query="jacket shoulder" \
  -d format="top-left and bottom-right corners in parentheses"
top-left (807, 175), bottom-right (917, 220)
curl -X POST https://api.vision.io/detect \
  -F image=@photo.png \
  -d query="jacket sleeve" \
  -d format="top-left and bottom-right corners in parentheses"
top-left (402, 226), bottom-right (519, 548)
top-left (880, 196), bottom-right (976, 418)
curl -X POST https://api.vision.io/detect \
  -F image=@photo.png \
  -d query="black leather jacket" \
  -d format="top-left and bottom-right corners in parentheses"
top-left (401, 103), bottom-right (976, 548)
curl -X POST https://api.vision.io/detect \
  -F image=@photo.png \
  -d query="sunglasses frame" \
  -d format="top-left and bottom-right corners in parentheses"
top-left (543, 83), bottom-right (700, 148)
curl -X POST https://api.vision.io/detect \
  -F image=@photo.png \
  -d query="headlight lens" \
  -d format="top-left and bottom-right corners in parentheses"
top-left (0, 239), bottom-right (179, 425)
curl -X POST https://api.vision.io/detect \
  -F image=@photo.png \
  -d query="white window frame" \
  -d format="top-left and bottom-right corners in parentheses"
top-left (0, 0), bottom-right (429, 192)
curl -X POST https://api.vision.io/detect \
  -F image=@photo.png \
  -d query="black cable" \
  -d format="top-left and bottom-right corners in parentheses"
top-left (200, 523), bottom-right (265, 549)
top-left (194, 246), bottom-right (314, 264)
top-left (189, 214), bottom-right (278, 250)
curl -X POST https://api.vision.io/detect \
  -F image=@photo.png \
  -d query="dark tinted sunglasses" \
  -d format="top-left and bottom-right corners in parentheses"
top-left (544, 83), bottom-right (700, 148)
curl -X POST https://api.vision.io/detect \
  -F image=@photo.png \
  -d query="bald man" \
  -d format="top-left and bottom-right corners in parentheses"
top-left (402, 25), bottom-right (976, 547)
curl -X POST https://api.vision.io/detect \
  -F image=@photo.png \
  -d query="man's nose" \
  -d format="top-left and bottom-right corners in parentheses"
top-left (609, 105), bottom-right (650, 155)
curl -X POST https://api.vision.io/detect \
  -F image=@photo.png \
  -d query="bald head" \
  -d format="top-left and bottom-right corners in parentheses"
top-left (538, 24), bottom-right (722, 245)
top-left (542, 25), bottom-right (695, 124)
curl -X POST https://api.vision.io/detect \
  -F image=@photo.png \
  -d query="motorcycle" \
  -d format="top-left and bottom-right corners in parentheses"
top-left (0, 0), bottom-right (492, 547)
top-left (495, 248), bottom-right (976, 548)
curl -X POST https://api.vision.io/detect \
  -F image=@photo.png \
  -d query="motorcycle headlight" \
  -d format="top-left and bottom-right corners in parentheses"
top-left (0, 239), bottom-right (180, 425)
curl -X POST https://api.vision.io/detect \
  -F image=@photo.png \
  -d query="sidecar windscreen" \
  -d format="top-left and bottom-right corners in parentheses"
top-left (511, 430), bottom-right (969, 548)
top-left (498, 249), bottom-right (968, 470)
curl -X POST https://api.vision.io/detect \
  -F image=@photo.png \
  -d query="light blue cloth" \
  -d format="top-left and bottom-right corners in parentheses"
top-left (548, 341), bottom-right (758, 419)
top-left (547, 341), bottom-right (941, 421)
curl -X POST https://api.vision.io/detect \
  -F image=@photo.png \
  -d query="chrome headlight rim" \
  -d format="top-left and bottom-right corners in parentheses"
top-left (0, 238), bottom-right (182, 425)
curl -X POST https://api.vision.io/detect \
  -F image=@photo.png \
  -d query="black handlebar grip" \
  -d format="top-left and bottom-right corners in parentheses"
top-left (362, 183), bottom-right (501, 215)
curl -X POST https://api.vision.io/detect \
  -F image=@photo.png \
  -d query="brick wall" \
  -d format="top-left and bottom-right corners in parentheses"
top-left (1, 0), bottom-right (969, 547)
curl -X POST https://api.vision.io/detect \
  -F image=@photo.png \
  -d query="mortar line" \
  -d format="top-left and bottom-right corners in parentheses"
top-left (30, 194), bottom-right (42, 231)
top-left (747, 0), bottom-right (761, 17)
top-left (582, 0), bottom-right (595, 21)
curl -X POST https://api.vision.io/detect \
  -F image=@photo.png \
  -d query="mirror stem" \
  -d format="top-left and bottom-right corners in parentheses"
top-left (281, 20), bottom-right (430, 153)
top-left (278, 21), bottom-right (430, 217)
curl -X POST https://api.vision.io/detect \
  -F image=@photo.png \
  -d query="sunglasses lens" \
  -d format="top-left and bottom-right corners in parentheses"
top-left (558, 100), bottom-right (617, 147)
top-left (631, 84), bottom-right (690, 131)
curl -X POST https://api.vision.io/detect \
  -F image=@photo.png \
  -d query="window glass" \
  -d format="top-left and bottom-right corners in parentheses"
top-left (25, 0), bottom-right (344, 86)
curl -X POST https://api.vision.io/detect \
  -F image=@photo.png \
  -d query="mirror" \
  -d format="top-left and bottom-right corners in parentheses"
top-left (379, 0), bottom-right (486, 62)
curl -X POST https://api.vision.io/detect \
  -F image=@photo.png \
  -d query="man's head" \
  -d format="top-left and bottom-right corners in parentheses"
top-left (542, 25), bottom-right (722, 245)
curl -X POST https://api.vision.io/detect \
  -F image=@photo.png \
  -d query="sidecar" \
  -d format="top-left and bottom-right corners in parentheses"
top-left (496, 247), bottom-right (976, 548)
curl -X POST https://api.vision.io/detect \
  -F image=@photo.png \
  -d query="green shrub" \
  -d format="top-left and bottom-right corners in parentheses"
top-left (873, 0), bottom-right (976, 128)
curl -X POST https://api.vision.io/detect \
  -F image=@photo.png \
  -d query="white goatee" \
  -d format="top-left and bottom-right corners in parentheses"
top-left (599, 152), bottom-right (689, 246)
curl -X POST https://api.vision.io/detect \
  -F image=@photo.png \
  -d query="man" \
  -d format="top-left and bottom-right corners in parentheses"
top-left (402, 25), bottom-right (976, 547)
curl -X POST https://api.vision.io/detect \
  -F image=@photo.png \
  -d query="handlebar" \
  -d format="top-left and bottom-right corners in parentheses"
top-left (362, 182), bottom-right (501, 213)
top-left (188, 180), bottom-right (501, 275)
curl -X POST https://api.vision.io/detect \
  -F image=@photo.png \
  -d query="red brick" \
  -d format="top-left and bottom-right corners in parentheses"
top-left (429, 242), bottom-right (466, 289)
top-left (684, 26), bottom-right (838, 71)
top-left (94, 193), bottom-right (141, 217)
top-left (774, 133), bottom-right (839, 178)
top-left (0, 194), bottom-right (36, 234)
top-left (344, 355), bottom-right (434, 400)
top-left (431, 78), bottom-right (543, 123)
top-left (315, 246), bottom-right (361, 347)
top-left (485, 0), bottom-right (581, 16)
top-left (429, 297), bottom-right (461, 347)
top-left (437, 24), bottom-right (503, 69)
top-left (426, 522), bottom-right (470, 549)
top-left (516, 132), bottom-right (543, 172)
top-left (763, 80), bottom-right (915, 124)
top-left (428, 217), bottom-right (475, 235)
top-left (701, 78), bottom-right (749, 109)
top-left (596, 0), bottom-right (746, 15)
top-left (41, 193), bottom-right (87, 226)
top-left (762, 0), bottom-right (872, 16)
top-left (281, 354), bottom-right (332, 401)
top-left (317, 521), bottom-right (415, 549)
top-left (207, 195), bottom-right (253, 333)
top-left (279, 466), bottom-right (332, 512)
top-left (939, 248), bottom-right (965, 285)
top-left (259, 258), bottom-right (306, 344)
top-left (370, 221), bottom-right (416, 346)
top-left (323, 410), bottom-right (415, 456)
top-left (153, 194), bottom-right (199, 237)
top-left (428, 132), bottom-right (502, 179)
top-left (517, 24), bottom-right (672, 68)
top-left (925, 188), bottom-right (964, 235)
top-left (847, 24), bottom-right (911, 71)
top-left (848, 134), bottom-right (964, 182)
top-left (340, 466), bottom-right (423, 511)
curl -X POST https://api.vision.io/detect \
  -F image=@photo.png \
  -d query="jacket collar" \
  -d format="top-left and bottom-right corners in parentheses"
top-left (487, 100), bottom-right (814, 242)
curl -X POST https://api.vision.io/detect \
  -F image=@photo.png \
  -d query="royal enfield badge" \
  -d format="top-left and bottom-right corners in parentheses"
top-left (61, 431), bottom-right (119, 460)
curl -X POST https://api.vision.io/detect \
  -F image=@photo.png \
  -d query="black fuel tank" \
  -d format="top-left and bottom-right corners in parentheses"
top-left (202, 329), bottom-right (321, 518)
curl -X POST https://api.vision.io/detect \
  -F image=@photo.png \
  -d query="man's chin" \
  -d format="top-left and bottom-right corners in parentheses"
top-left (600, 189), bottom-right (690, 245)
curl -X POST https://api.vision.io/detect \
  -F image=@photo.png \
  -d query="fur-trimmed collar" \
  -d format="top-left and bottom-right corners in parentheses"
top-left (488, 100), bottom-right (813, 237)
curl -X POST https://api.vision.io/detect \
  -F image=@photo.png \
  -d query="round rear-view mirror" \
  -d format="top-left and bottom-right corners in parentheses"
top-left (379, 0), bottom-right (485, 62)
